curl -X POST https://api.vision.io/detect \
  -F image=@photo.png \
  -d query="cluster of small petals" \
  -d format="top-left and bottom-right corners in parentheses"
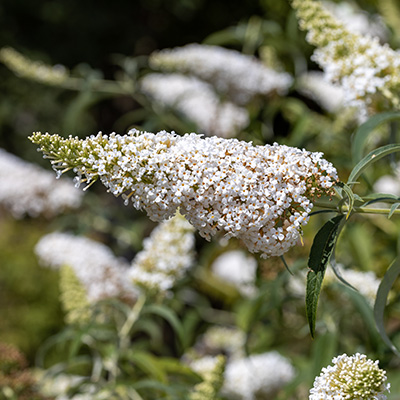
top-left (35, 232), bottom-right (137, 303)
top-left (128, 212), bottom-right (195, 293)
top-left (140, 73), bottom-right (249, 138)
top-left (297, 71), bottom-right (346, 113)
top-left (31, 129), bottom-right (338, 258)
top-left (310, 353), bottom-right (390, 399)
top-left (149, 44), bottom-right (292, 105)
top-left (0, 148), bottom-right (82, 218)
top-left (210, 250), bottom-right (257, 297)
top-left (0, 47), bottom-right (69, 86)
top-left (222, 352), bottom-right (295, 400)
top-left (292, 0), bottom-right (400, 117)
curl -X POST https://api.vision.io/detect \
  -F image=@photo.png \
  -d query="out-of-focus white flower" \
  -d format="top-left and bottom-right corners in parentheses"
top-left (222, 352), bottom-right (295, 400)
top-left (189, 356), bottom-right (220, 378)
top-left (31, 130), bottom-right (338, 258)
top-left (149, 44), bottom-right (292, 105)
top-left (297, 71), bottom-right (346, 113)
top-left (210, 250), bottom-right (257, 297)
top-left (140, 73), bottom-right (249, 138)
top-left (310, 353), bottom-right (390, 399)
top-left (35, 232), bottom-right (137, 303)
top-left (288, 265), bottom-right (380, 305)
top-left (325, 265), bottom-right (380, 306)
top-left (128, 212), bottom-right (195, 293)
top-left (374, 164), bottom-right (400, 196)
top-left (292, 0), bottom-right (400, 118)
top-left (322, 1), bottom-right (388, 40)
top-left (0, 148), bottom-right (82, 218)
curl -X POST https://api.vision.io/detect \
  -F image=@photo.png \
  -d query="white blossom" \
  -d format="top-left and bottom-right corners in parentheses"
top-left (322, 1), bottom-right (388, 40)
top-left (210, 250), bottom-right (257, 297)
top-left (293, 0), bottom-right (400, 118)
top-left (140, 73), bottom-right (249, 138)
top-left (310, 353), bottom-right (390, 399)
top-left (201, 326), bottom-right (246, 359)
top-left (128, 212), bottom-right (195, 293)
top-left (0, 148), bottom-right (82, 218)
top-left (31, 129), bottom-right (338, 258)
top-left (222, 352), bottom-right (295, 400)
top-left (35, 232), bottom-right (137, 302)
top-left (149, 44), bottom-right (292, 105)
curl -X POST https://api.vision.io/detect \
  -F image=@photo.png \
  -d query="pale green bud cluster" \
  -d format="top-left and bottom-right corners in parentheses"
top-left (0, 47), bottom-right (69, 86)
top-left (189, 355), bottom-right (226, 400)
top-left (310, 353), bottom-right (390, 399)
top-left (292, 0), bottom-right (400, 117)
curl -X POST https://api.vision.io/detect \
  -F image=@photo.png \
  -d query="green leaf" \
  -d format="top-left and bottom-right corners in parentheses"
top-left (142, 304), bottom-right (185, 349)
top-left (389, 202), bottom-right (400, 219)
top-left (347, 143), bottom-right (400, 189)
top-left (125, 350), bottom-right (168, 383)
top-left (352, 111), bottom-right (400, 163)
top-left (336, 182), bottom-right (354, 219)
top-left (374, 258), bottom-right (400, 357)
top-left (306, 215), bottom-right (344, 338)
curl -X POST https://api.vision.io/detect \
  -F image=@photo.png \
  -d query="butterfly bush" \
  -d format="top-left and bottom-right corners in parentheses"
top-left (140, 73), bottom-right (249, 138)
top-left (30, 129), bottom-right (337, 258)
top-left (310, 353), bottom-right (390, 400)
top-left (210, 250), bottom-right (257, 297)
top-left (35, 232), bottom-right (137, 303)
top-left (0, 148), bottom-right (82, 218)
top-left (128, 212), bottom-right (195, 293)
top-left (149, 44), bottom-right (292, 105)
top-left (222, 352), bottom-right (295, 400)
top-left (292, 0), bottom-right (400, 118)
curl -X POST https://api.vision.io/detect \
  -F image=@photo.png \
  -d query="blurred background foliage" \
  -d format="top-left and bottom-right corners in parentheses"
top-left (1, 0), bottom-right (400, 398)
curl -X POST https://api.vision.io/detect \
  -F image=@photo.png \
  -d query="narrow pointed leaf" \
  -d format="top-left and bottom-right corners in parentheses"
top-left (348, 144), bottom-right (400, 189)
top-left (374, 258), bottom-right (400, 357)
top-left (352, 111), bottom-right (400, 163)
top-left (306, 215), bottom-right (344, 337)
top-left (389, 202), bottom-right (400, 219)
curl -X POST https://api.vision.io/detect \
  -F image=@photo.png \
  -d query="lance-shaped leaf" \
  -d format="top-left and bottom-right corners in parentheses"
top-left (352, 111), bottom-right (400, 163)
top-left (306, 215), bottom-right (344, 338)
top-left (374, 258), bottom-right (400, 357)
top-left (348, 144), bottom-right (400, 189)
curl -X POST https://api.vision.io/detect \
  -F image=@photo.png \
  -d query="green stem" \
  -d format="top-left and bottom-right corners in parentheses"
top-left (313, 199), bottom-right (400, 216)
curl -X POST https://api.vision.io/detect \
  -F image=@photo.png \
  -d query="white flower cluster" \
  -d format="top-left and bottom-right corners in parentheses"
top-left (297, 71), bottom-right (345, 113)
top-left (140, 73), bottom-right (249, 138)
top-left (128, 212), bottom-right (195, 293)
top-left (292, 0), bottom-right (400, 118)
top-left (322, 1), bottom-right (388, 40)
top-left (199, 326), bottom-right (246, 359)
top-left (31, 129), bottom-right (338, 258)
top-left (149, 44), bottom-right (292, 105)
top-left (0, 148), bottom-right (82, 218)
top-left (0, 47), bottom-right (68, 86)
top-left (222, 352), bottom-right (295, 400)
top-left (310, 353), bottom-right (390, 400)
top-left (210, 250), bottom-right (257, 297)
top-left (35, 232), bottom-right (137, 303)
top-left (374, 163), bottom-right (400, 196)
